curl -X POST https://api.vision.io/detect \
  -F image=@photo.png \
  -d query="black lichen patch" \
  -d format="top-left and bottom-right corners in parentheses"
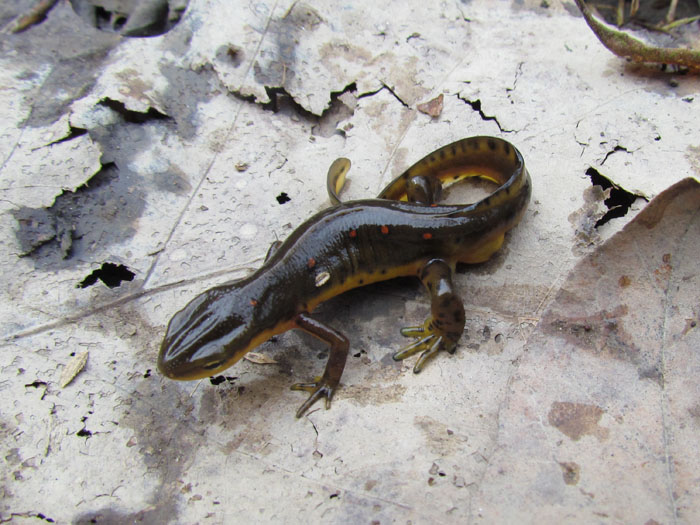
top-left (586, 167), bottom-right (648, 227)
top-left (78, 263), bottom-right (135, 289)
top-left (276, 192), bottom-right (291, 204)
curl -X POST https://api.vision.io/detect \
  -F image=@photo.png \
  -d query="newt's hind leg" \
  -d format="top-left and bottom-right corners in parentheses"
top-left (379, 173), bottom-right (443, 203)
top-left (393, 259), bottom-right (465, 373)
top-left (405, 175), bottom-right (442, 204)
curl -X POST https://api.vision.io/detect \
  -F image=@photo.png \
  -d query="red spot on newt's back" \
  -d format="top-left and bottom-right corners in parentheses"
top-left (381, 225), bottom-right (389, 234)
top-left (422, 232), bottom-right (433, 240)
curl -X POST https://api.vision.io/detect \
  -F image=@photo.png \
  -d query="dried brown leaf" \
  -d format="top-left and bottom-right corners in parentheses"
top-left (479, 178), bottom-right (700, 518)
top-left (417, 94), bottom-right (444, 118)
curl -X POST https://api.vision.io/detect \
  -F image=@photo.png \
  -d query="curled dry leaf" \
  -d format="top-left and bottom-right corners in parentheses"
top-left (59, 350), bottom-right (89, 388)
top-left (574, 0), bottom-right (700, 70)
top-left (244, 352), bottom-right (277, 364)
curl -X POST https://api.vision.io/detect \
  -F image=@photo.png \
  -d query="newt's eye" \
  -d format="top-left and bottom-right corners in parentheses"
top-left (203, 360), bottom-right (223, 370)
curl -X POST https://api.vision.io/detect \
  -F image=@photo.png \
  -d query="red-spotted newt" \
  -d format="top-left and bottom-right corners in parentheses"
top-left (158, 136), bottom-right (531, 417)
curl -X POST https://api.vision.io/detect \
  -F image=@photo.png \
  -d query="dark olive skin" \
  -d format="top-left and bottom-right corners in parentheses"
top-left (159, 136), bottom-right (531, 417)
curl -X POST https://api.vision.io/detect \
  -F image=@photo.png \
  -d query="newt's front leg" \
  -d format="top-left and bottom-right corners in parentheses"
top-left (393, 259), bottom-right (465, 372)
top-left (291, 312), bottom-right (349, 418)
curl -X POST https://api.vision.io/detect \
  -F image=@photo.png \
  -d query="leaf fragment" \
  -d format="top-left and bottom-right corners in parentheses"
top-left (244, 352), bottom-right (277, 365)
top-left (59, 351), bottom-right (89, 388)
top-left (417, 94), bottom-right (444, 118)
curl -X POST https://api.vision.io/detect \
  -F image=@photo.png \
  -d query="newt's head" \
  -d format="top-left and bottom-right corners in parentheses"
top-left (158, 283), bottom-right (263, 380)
